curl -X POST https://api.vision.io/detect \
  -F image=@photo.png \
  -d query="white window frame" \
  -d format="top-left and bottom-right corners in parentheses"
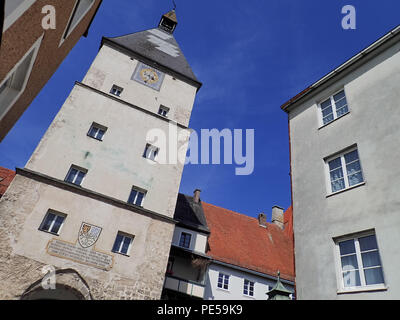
top-left (217, 272), bottom-right (230, 291)
top-left (143, 143), bottom-right (159, 162)
top-left (87, 122), bottom-right (107, 141)
top-left (3, 0), bottom-right (37, 33)
top-left (59, 0), bottom-right (96, 47)
top-left (112, 232), bottom-right (134, 256)
top-left (334, 230), bottom-right (386, 294)
top-left (317, 88), bottom-right (350, 127)
top-left (127, 186), bottom-right (146, 207)
top-left (65, 165), bottom-right (87, 186)
top-left (324, 146), bottom-right (365, 195)
top-left (178, 231), bottom-right (192, 249)
top-left (158, 105), bottom-right (170, 117)
top-left (39, 210), bottom-right (67, 235)
top-left (0, 34), bottom-right (43, 122)
top-left (110, 85), bottom-right (123, 97)
top-left (243, 279), bottom-right (255, 297)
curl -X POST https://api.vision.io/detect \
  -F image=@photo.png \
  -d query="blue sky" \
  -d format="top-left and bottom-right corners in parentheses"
top-left (1, 0), bottom-right (399, 220)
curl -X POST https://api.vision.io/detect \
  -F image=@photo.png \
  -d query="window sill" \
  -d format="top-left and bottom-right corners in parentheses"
top-left (318, 112), bottom-right (350, 130)
top-left (112, 251), bottom-right (130, 257)
top-left (216, 288), bottom-right (230, 293)
top-left (39, 229), bottom-right (60, 236)
top-left (326, 182), bottom-right (365, 198)
top-left (242, 294), bottom-right (255, 299)
top-left (337, 285), bottom-right (388, 295)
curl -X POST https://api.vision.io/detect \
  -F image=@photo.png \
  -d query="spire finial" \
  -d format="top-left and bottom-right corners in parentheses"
top-left (172, 0), bottom-right (177, 11)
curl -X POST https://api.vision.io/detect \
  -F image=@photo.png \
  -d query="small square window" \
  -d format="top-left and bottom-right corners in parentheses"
top-left (143, 143), bottom-right (159, 161)
top-left (179, 232), bottom-right (192, 249)
top-left (217, 273), bottom-right (230, 290)
top-left (112, 232), bottom-right (134, 256)
top-left (128, 187), bottom-right (146, 207)
top-left (319, 89), bottom-right (349, 126)
top-left (110, 85), bottom-right (123, 97)
top-left (65, 166), bottom-right (87, 186)
top-left (39, 211), bottom-right (66, 235)
top-left (87, 123), bottom-right (107, 141)
top-left (158, 105), bottom-right (170, 117)
top-left (326, 147), bottom-right (364, 194)
top-left (243, 279), bottom-right (255, 297)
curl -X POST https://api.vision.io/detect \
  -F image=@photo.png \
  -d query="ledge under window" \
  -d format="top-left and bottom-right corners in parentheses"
top-left (318, 111), bottom-right (350, 130)
top-left (337, 285), bottom-right (388, 295)
top-left (326, 181), bottom-right (366, 198)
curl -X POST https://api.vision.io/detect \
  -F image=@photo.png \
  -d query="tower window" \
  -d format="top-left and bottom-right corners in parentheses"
top-left (143, 144), bottom-right (159, 161)
top-left (128, 187), bottom-right (146, 207)
top-left (110, 85), bottom-right (123, 97)
top-left (39, 210), bottom-right (66, 235)
top-left (87, 122), bottom-right (107, 141)
top-left (158, 105), bottom-right (170, 117)
top-left (65, 166), bottom-right (87, 186)
top-left (112, 232), bottom-right (134, 256)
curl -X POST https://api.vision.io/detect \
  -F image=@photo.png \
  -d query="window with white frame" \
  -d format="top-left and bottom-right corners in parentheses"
top-left (65, 166), bottom-right (87, 186)
top-left (39, 210), bottom-right (66, 235)
top-left (0, 34), bottom-right (42, 121)
top-left (112, 232), bottom-right (134, 256)
top-left (143, 143), bottom-right (159, 161)
top-left (61, 0), bottom-right (95, 43)
top-left (319, 89), bottom-right (349, 126)
top-left (179, 232), bottom-right (191, 249)
top-left (87, 122), bottom-right (107, 141)
top-left (127, 187), bottom-right (146, 206)
top-left (326, 147), bottom-right (364, 194)
top-left (110, 85), bottom-right (123, 97)
top-left (335, 232), bottom-right (385, 291)
top-left (217, 273), bottom-right (230, 290)
top-left (158, 105), bottom-right (169, 117)
top-left (243, 279), bottom-right (255, 297)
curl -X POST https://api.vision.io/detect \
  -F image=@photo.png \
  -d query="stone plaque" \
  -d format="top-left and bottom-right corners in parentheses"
top-left (47, 239), bottom-right (114, 271)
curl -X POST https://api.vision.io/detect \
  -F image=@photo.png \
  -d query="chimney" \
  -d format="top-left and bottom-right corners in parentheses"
top-left (193, 189), bottom-right (201, 203)
top-left (258, 213), bottom-right (267, 228)
top-left (272, 206), bottom-right (284, 229)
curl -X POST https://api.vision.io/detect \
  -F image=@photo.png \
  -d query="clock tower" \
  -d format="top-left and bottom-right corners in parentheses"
top-left (0, 10), bottom-right (201, 300)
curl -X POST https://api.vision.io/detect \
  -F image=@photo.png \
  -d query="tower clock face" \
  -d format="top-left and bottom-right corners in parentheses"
top-left (140, 68), bottom-right (159, 84)
top-left (132, 62), bottom-right (165, 91)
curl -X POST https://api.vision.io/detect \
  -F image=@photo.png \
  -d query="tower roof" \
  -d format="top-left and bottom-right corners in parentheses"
top-left (102, 11), bottom-right (201, 89)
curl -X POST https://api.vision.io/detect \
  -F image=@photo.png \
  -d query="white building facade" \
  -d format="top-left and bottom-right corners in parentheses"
top-left (282, 25), bottom-right (400, 299)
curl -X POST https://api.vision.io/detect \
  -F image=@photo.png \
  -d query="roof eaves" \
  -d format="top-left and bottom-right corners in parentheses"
top-left (100, 37), bottom-right (203, 91)
top-left (281, 24), bottom-right (400, 113)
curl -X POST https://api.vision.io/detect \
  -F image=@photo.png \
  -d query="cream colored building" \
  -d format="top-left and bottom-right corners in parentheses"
top-left (0, 10), bottom-right (202, 300)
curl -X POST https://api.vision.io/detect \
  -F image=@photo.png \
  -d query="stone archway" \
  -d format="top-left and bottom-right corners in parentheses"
top-left (20, 268), bottom-right (92, 300)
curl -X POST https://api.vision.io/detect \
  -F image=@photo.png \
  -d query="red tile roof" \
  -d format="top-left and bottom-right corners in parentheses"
top-left (0, 167), bottom-right (15, 198)
top-left (203, 202), bottom-right (294, 282)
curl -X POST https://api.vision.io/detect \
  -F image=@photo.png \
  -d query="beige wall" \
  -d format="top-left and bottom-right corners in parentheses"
top-left (26, 84), bottom-right (191, 218)
top-left (82, 44), bottom-right (197, 127)
top-left (0, 175), bottom-right (175, 299)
